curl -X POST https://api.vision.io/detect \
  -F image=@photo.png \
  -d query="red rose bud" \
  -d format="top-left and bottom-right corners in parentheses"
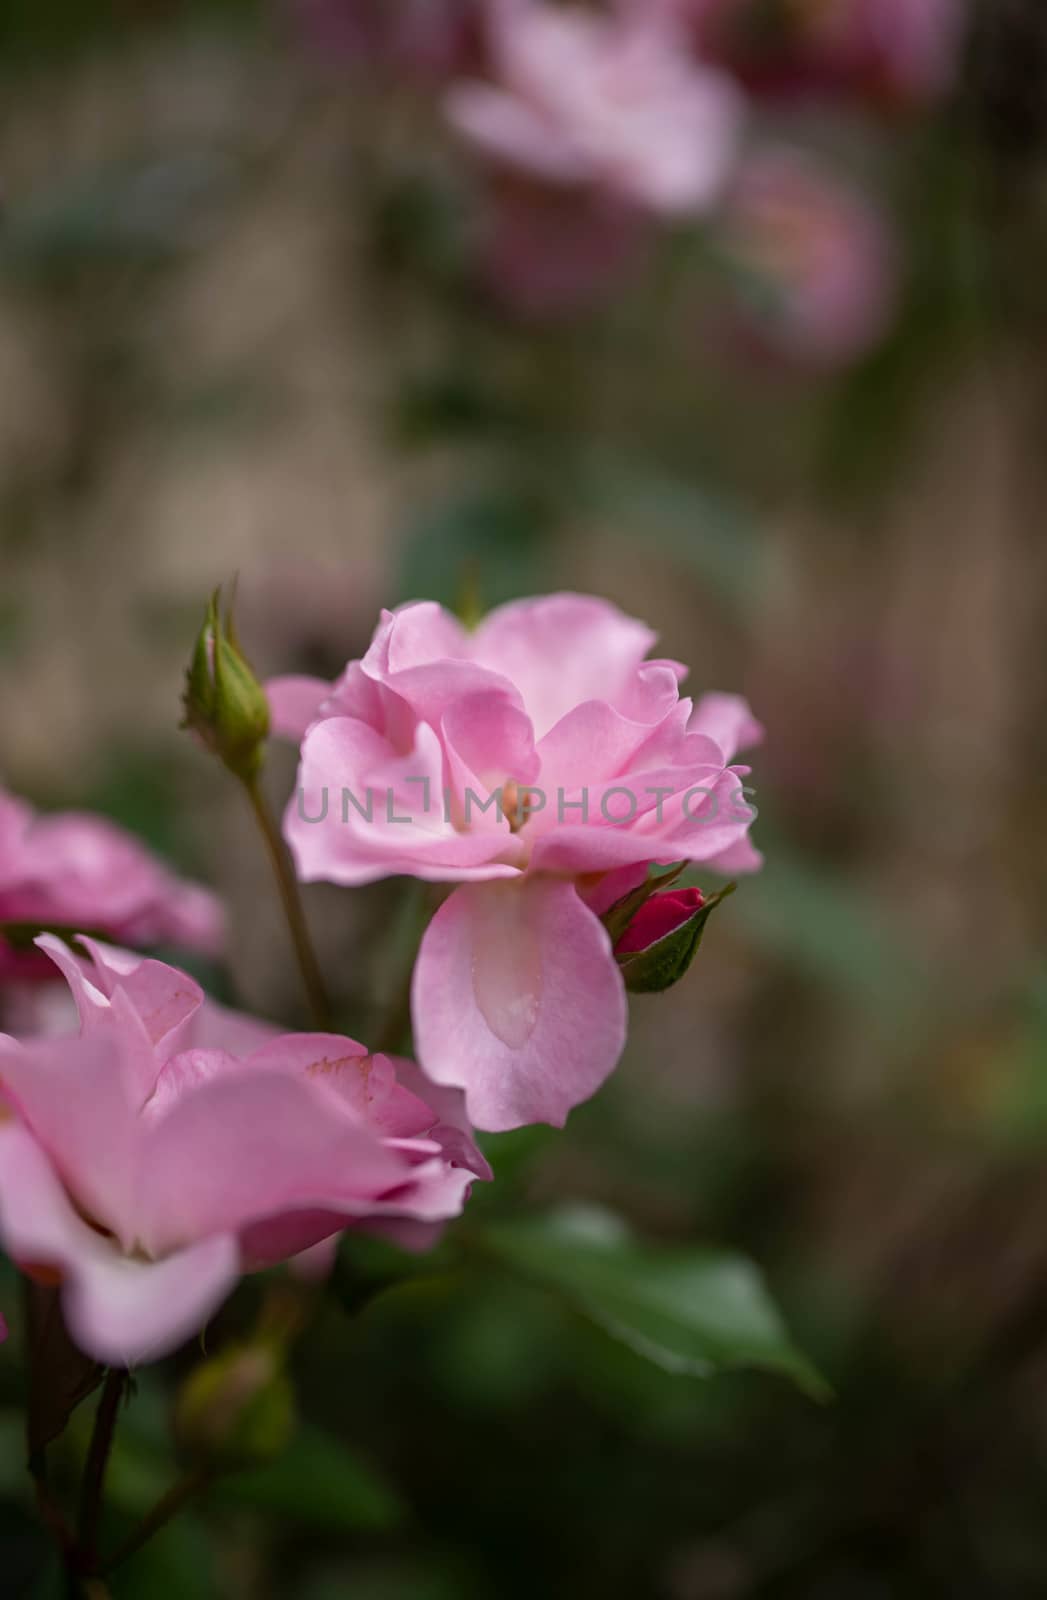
top-left (614, 884), bottom-right (735, 995)
top-left (614, 887), bottom-right (705, 957)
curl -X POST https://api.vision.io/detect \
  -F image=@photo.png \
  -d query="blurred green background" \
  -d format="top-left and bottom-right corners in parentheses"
top-left (3, 0), bottom-right (1047, 1595)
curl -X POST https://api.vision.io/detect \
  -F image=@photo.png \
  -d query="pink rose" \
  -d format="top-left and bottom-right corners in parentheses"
top-left (0, 785), bottom-right (225, 979)
top-left (271, 593), bottom-right (762, 1131)
top-left (445, 0), bottom-right (742, 215)
top-left (718, 146), bottom-right (898, 368)
top-left (0, 938), bottom-right (488, 1363)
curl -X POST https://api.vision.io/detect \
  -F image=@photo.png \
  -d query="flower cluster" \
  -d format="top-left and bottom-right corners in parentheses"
top-left (294, 0), bottom-right (967, 363)
top-left (0, 589), bottom-right (758, 1364)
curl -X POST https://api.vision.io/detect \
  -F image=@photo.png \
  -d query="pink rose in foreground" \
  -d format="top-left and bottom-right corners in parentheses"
top-left (614, 885), bottom-right (705, 956)
top-left (271, 593), bottom-right (762, 1131)
top-left (446, 0), bottom-right (743, 215)
top-left (0, 785), bottom-right (225, 980)
top-left (718, 146), bottom-right (898, 368)
top-left (680, 0), bottom-right (965, 107)
top-left (0, 939), bottom-right (488, 1364)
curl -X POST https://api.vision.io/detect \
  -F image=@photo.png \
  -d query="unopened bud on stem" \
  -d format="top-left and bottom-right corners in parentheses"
top-left (182, 588), bottom-right (270, 783)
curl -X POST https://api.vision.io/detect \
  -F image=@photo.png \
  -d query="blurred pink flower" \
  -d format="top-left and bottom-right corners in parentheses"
top-left (680, 0), bottom-right (966, 107)
top-left (717, 146), bottom-right (898, 368)
top-left (446, 0), bottom-right (743, 215)
top-left (0, 786), bottom-right (224, 980)
top-left (0, 938), bottom-right (488, 1363)
top-left (293, 0), bottom-right (483, 77)
top-left (272, 595), bottom-right (762, 1131)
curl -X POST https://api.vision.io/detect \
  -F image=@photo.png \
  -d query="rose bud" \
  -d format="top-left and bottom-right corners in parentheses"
top-left (182, 588), bottom-right (270, 783)
top-left (614, 884), bottom-right (734, 994)
top-left (175, 1342), bottom-right (295, 1470)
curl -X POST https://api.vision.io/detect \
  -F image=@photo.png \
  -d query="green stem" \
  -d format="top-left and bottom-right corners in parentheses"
top-left (77, 1368), bottom-right (126, 1571)
top-left (101, 1467), bottom-right (212, 1576)
top-left (243, 776), bottom-right (332, 1030)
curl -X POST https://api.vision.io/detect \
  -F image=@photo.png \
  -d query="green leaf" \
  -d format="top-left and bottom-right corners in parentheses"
top-left (477, 1206), bottom-right (826, 1398)
top-left (211, 1425), bottom-right (405, 1532)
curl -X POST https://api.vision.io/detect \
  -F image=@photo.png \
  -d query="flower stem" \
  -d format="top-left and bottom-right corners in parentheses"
top-left (243, 776), bottom-right (332, 1030)
top-left (101, 1467), bottom-right (212, 1576)
top-left (77, 1368), bottom-right (126, 1572)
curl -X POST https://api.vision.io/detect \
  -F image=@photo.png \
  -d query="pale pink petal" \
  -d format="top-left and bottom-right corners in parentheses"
top-left (60, 936), bottom-right (277, 1058)
top-left (702, 832), bottom-right (764, 875)
top-left (363, 601), bottom-right (472, 676)
top-left (266, 675), bottom-right (334, 740)
top-left (0, 1010), bottom-right (154, 1249)
top-left (473, 594), bottom-right (657, 738)
top-left (532, 693), bottom-right (710, 801)
top-left (0, 1121), bottom-right (238, 1365)
top-left (0, 789), bottom-right (224, 961)
top-left (688, 693), bottom-right (765, 762)
top-left (50, 936), bottom-right (204, 1047)
top-left (137, 1069), bottom-right (409, 1257)
top-left (389, 1054), bottom-right (493, 1181)
top-left (288, 716), bottom-right (522, 885)
top-left (447, 82), bottom-right (595, 184)
top-left (245, 1033), bottom-right (429, 1137)
top-left (158, 881), bottom-right (227, 958)
top-left (441, 690), bottom-right (539, 832)
top-left (412, 878), bottom-right (627, 1130)
top-left (67, 1234), bottom-right (240, 1368)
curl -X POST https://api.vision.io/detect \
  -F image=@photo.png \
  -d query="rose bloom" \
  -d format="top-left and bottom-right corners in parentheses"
top-left (270, 594), bottom-right (762, 1132)
top-left (717, 146), bottom-right (898, 368)
top-left (0, 785), bottom-right (224, 980)
top-left (445, 0), bottom-right (743, 216)
top-left (0, 938), bottom-right (488, 1363)
top-left (671, 0), bottom-right (966, 107)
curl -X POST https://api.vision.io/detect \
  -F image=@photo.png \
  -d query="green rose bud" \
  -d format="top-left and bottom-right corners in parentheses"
top-left (175, 1341), bottom-right (295, 1470)
top-left (182, 588), bottom-right (270, 782)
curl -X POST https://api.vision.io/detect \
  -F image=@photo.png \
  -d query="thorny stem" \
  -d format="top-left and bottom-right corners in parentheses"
top-left (244, 775), bottom-right (332, 1029)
